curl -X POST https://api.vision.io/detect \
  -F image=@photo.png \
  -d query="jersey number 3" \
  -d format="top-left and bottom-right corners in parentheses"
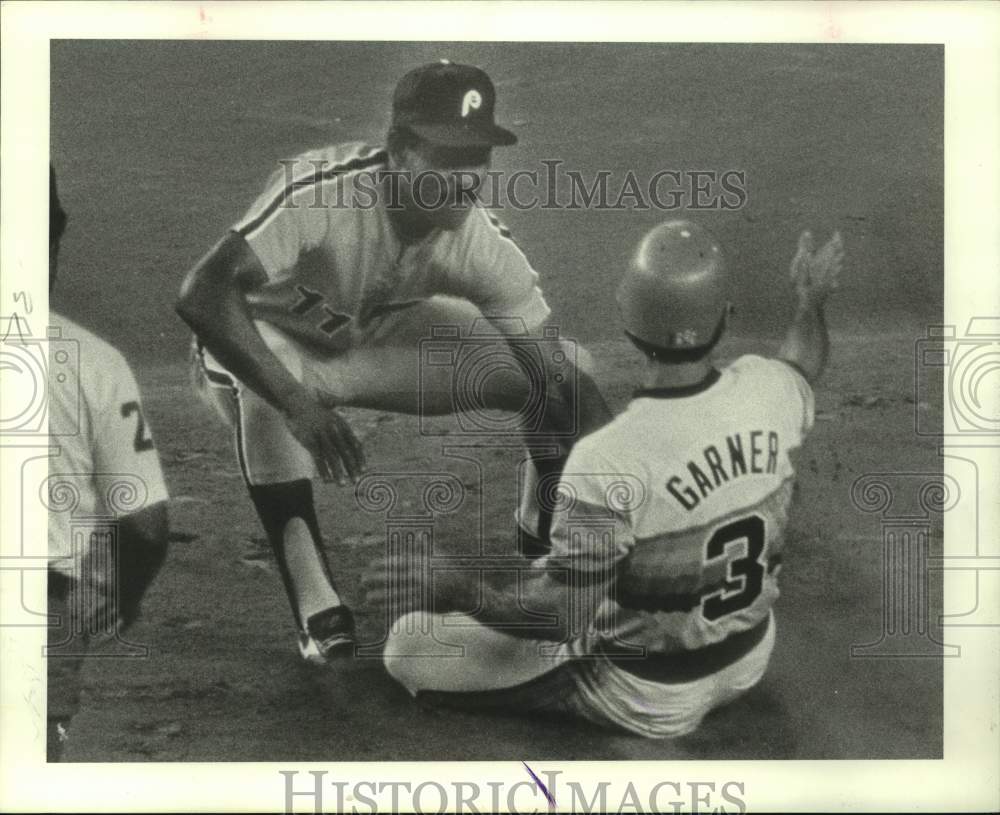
top-left (121, 401), bottom-right (154, 452)
top-left (700, 515), bottom-right (766, 622)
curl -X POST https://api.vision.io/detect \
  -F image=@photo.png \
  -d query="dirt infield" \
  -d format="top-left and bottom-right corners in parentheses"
top-left (50, 42), bottom-right (943, 761)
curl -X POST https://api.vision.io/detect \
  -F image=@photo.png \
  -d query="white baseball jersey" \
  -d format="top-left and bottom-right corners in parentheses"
top-left (233, 142), bottom-right (550, 353)
top-left (538, 354), bottom-right (814, 655)
top-left (48, 312), bottom-right (169, 576)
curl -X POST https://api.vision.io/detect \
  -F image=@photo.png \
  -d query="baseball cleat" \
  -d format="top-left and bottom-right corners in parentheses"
top-left (298, 605), bottom-right (357, 664)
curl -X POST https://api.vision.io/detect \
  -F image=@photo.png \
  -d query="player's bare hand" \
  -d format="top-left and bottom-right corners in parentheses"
top-left (360, 551), bottom-right (430, 616)
top-left (285, 391), bottom-right (366, 485)
top-left (790, 230), bottom-right (843, 308)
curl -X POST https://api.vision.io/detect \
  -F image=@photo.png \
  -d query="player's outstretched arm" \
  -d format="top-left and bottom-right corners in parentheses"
top-left (176, 232), bottom-right (364, 484)
top-left (362, 552), bottom-right (609, 641)
top-left (506, 323), bottom-right (612, 444)
top-left (778, 230), bottom-right (844, 384)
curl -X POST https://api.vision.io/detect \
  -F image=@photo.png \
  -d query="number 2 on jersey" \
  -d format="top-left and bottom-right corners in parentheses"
top-left (121, 401), bottom-right (154, 452)
top-left (700, 515), bottom-right (766, 622)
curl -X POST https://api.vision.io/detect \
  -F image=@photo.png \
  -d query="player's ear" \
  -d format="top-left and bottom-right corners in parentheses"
top-left (386, 126), bottom-right (419, 168)
top-left (385, 128), bottom-right (401, 165)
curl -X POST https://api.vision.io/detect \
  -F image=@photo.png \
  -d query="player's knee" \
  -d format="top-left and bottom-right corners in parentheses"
top-left (319, 375), bottom-right (354, 406)
top-left (382, 611), bottom-right (434, 695)
top-left (420, 295), bottom-right (486, 335)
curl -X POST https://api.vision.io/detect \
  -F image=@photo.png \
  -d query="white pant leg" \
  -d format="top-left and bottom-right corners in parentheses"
top-left (192, 325), bottom-right (316, 485)
top-left (383, 611), bottom-right (572, 696)
top-left (191, 296), bottom-right (595, 489)
top-left (308, 296), bottom-right (536, 415)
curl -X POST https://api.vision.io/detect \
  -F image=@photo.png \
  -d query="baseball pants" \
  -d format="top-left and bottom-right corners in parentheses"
top-left (383, 611), bottom-right (776, 739)
top-left (193, 296), bottom-right (577, 488)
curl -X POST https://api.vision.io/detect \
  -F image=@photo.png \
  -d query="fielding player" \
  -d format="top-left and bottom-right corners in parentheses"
top-left (367, 220), bottom-right (843, 738)
top-left (47, 167), bottom-right (171, 758)
top-left (176, 61), bottom-right (609, 663)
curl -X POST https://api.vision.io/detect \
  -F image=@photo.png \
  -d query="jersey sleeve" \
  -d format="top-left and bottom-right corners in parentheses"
top-left (774, 358), bottom-right (815, 441)
top-left (448, 207), bottom-right (551, 331)
top-left (534, 442), bottom-right (636, 584)
top-left (90, 351), bottom-right (169, 515)
top-left (749, 355), bottom-right (815, 442)
top-left (232, 159), bottom-right (331, 281)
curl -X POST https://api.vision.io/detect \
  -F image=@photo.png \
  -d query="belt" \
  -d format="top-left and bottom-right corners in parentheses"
top-left (601, 616), bottom-right (771, 683)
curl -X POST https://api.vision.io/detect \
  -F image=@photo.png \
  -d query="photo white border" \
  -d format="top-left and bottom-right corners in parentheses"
top-left (2, 1), bottom-right (998, 811)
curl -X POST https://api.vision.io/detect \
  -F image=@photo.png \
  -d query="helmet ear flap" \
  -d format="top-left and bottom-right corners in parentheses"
top-left (625, 307), bottom-right (728, 363)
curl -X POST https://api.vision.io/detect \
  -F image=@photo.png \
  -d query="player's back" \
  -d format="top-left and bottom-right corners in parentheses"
top-left (555, 353), bottom-right (815, 657)
top-left (48, 311), bottom-right (132, 491)
top-left (47, 312), bottom-right (168, 575)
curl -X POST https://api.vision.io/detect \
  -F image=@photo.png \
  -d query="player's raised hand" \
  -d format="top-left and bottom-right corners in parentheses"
top-left (790, 230), bottom-right (843, 308)
top-left (285, 391), bottom-right (366, 485)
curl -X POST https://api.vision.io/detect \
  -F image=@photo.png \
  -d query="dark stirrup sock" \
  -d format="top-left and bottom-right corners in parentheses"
top-left (247, 480), bottom-right (341, 629)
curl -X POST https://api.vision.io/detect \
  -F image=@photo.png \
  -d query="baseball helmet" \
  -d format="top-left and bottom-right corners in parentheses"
top-left (616, 219), bottom-right (730, 352)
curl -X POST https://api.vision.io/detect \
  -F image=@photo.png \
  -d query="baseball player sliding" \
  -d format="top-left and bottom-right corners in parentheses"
top-left (176, 61), bottom-right (610, 663)
top-left (365, 221), bottom-right (843, 738)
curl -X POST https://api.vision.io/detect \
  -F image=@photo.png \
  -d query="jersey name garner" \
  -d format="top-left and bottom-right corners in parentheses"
top-left (667, 430), bottom-right (780, 511)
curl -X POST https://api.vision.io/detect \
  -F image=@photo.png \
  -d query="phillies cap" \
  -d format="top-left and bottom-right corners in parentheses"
top-left (391, 60), bottom-right (517, 148)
